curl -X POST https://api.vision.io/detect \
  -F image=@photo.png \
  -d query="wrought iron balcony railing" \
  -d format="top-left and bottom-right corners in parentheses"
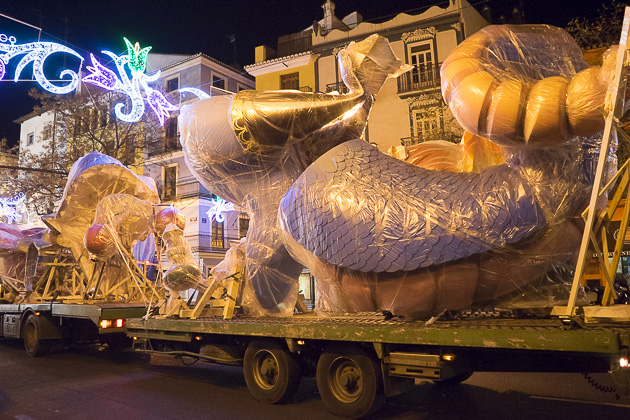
top-left (177, 179), bottom-right (214, 200)
top-left (325, 82), bottom-right (349, 94)
top-left (397, 65), bottom-right (441, 95)
top-left (186, 234), bottom-right (242, 252)
top-left (147, 137), bottom-right (182, 158)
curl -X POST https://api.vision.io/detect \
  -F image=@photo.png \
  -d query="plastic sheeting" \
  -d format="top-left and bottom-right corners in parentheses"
top-left (179, 34), bottom-right (409, 316)
top-left (0, 152), bottom-right (200, 305)
top-left (179, 28), bottom-right (611, 318)
top-left (162, 223), bottom-right (203, 292)
top-left (441, 25), bottom-right (615, 146)
top-left (405, 132), bottom-right (505, 172)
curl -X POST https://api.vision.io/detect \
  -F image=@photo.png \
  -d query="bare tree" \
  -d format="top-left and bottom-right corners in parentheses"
top-left (10, 87), bottom-right (164, 215)
top-left (566, 1), bottom-right (626, 50)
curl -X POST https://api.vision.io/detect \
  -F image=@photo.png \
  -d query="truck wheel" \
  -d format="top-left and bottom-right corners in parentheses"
top-left (243, 338), bottom-right (301, 404)
top-left (23, 314), bottom-right (52, 357)
top-left (316, 343), bottom-right (384, 419)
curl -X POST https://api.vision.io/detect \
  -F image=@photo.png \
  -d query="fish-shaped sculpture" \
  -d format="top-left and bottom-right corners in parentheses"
top-left (278, 139), bottom-right (592, 318)
top-left (179, 34), bottom-right (409, 315)
top-left (274, 25), bottom-right (607, 319)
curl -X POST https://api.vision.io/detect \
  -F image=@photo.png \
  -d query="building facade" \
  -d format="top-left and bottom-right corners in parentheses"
top-left (244, 0), bottom-right (488, 307)
top-left (142, 53), bottom-right (255, 273)
top-left (15, 51), bottom-right (255, 274)
top-left (245, 0), bottom-right (489, 152)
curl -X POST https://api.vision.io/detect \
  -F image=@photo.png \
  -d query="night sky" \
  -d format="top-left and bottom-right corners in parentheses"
top-left (0, 0), bottom-right (617, 145)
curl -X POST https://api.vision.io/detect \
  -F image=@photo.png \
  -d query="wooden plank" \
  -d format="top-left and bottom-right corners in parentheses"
top-left (562, 6), bottom-right (630, 316)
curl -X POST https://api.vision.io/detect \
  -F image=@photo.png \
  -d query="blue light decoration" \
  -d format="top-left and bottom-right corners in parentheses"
top-left (82, 38), bottom-right (179, 125)
top-left (206, 197), bottom-right (235, 223)
top-left (0, 33), bottom-right (83, 94)
top-left (179, 87), bottom-right (211, 100)
top-left (0, 192), bottom-right (26, 224)
top-left (2, 33), bottom-right (213, 126)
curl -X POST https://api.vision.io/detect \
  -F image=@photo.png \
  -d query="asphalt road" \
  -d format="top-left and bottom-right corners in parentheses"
top-left (0, 339), bottom-right (628, 420)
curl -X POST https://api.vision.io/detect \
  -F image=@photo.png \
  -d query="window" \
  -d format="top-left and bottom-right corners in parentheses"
top-left (412, 109), bottom-right (442, 140)
top-left (212, 219), bottom-right (224, 248)
top-left (165, 117), bottom-right (178, 139)
top-left (280, 72), bottom-right (299, 90)
top-left (42, 127), bottom-right (51, 141)
top-left (408, 42), bottom-right (434, 85)
top-left (27, 133), bottom-right (34, 146)
top-left (212, 75), bottom-right (225, 90)
top-left (238, 214), bottom-right (250, 238)
top-left (166, 77), bottom-right (179, 92)
top-left (163, 165), bottom-right (177, 201)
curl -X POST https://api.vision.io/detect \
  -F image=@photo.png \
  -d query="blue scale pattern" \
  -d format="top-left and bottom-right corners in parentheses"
top-left (279, 139), bottom-right (546, 273)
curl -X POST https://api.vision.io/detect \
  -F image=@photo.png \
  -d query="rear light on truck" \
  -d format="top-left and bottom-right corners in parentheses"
top-left (99, 319), bottom-right (125, 329)
top-left (621, 357), bottom-right (629, 368)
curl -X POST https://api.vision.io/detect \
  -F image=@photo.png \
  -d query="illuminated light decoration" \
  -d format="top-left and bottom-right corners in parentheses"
top-left (146, 87), bottom-right (179, 126)
top-left (179, 87), bottom-right (211, 100)
top-left (1, 33), bottom-right (205, 125)
top-left (0, 193), bottom-right (26, 224)
top-left (0, 34), bottom-right (83, 94)
top-left (82, 38), bottom-right (178, 126)
top-left (124, 37), bottom-right (151, 73)
top-left (207, 197), bottom-right (235, 223)
top-left (83, 53), bottom-right (120, 90)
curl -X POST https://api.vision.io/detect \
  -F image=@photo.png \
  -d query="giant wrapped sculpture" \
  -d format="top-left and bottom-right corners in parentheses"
top-left (179, 27), bottom-right (613, 319)
top-left (180, 34), bottom-right (409, 315)
top-left (0, 152), bottom-right (202, 305)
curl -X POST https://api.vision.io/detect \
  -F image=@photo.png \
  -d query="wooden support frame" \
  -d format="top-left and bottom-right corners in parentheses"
top-left (556, 6), bottom-right (630, 319)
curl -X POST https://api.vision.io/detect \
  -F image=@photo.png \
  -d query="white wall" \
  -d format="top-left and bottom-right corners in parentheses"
top-left (19, 111), bottom-right (55, 162)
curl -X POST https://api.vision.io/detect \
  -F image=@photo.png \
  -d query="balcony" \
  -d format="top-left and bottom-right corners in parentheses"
top-left (325, 82), bottom-right (349, 94)
top-left (186, 234), bottom-right (242, 252)
top-left (177, 179), bottom-right (214, 200)
top-left (397, 65), bottom-right (441, 96)
top-left (147, 137), bottom-right (182, 158)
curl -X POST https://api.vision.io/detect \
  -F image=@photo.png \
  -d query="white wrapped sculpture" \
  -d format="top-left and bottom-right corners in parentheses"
top-left (179, 28), bottom-right (611, 319)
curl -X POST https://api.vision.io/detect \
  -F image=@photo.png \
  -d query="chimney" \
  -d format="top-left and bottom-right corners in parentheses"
top-left (322, 0), bottom-right (336, 31)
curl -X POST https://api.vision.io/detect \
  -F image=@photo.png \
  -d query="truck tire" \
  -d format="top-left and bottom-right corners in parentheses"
top-left (316, 343), bottom-right (385, 419)
top-left (23, 314), bottom-right (53, 357)
top-left (243, 338), bottom-right (301, 404)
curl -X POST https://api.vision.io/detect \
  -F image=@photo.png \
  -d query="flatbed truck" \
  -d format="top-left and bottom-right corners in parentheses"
top-left (126, 310), bottom-right (630, 418)
top-left (0, 302), bottom-right (148, 356)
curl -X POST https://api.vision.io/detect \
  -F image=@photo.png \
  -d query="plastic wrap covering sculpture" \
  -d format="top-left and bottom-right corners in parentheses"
top-left (211, 238), bottom-right (246, 289)
top-left (161, 223), bottom-right (203, 292)
top-left (84, 194), bottom-right (154, 261)
top-left (179, 34), bottom-right (409, 315)
top-left (43, 151), bottom-right (160, 288)
top-left (405, 132), bottom-right (505, 172)
top-left (179, 28), bottom-right (610, 318)
top-left (441, 25), bottom-right (616, 146)
top-left (0, 224), bottom-right (48, 303)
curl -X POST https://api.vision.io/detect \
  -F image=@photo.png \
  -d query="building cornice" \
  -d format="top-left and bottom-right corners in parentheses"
top-left (244, 51), bottom-right (317, 77)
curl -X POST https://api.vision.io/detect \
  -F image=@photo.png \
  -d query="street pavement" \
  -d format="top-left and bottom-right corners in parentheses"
top-left (0, 339), bottom-right (628, 419)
